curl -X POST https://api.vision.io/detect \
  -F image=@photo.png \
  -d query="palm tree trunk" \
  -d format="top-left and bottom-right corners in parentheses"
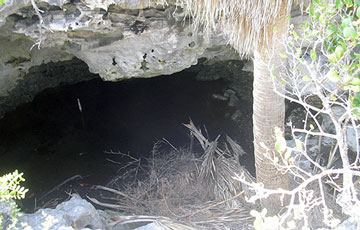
top-left (253, 1), bottom-right (289, 214)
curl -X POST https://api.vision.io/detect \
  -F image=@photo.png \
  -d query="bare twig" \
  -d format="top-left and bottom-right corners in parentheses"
top-left (38, 174), bottom-right (82, 201)
top-left (86, 195), bottom-right (125, 210)
top-left (95, 185), bottom-right (132, 198)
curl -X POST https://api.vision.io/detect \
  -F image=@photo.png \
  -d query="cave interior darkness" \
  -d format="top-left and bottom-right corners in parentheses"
top-left (0, 60), bottom-right (254, 212)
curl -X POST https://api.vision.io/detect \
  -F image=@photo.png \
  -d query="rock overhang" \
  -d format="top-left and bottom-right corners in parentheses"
top-left (0, 0), bottom-right (241, 117)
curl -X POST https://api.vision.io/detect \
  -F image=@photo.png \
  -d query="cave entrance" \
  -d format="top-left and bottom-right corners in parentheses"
top-left (0, 60), bottom-right (254, 212)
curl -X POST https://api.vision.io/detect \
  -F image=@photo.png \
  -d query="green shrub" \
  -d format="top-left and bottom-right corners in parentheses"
top-left (0, 170), bottom-right (28, 230)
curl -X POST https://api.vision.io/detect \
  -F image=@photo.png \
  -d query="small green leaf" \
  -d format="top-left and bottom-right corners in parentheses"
top-left (275, 137), bottom-right (287, 153)
top-left (309, 3), bottom-right (315, 16)
top-left (254, 217), bottom-right (264, 230)
top-left (319, 14), bottom-right (326, 25)
top-left (335, 46), bottom-right (344, 60)
top-left (336, 0), bottom-right (344, 8)
top-left (343, 27), bottom-right (357, 39)
top-left (295, 139), bottom-right (303, 150)
top-left (352, 92), bottom-right (360, 106)
top-left (328, 54), bottom-right (337, 64)
top-left (279, 52), bottom-right (288, 58)
top-left (351, 78), bottom-right (360, 85)
top-left (328, 70), bottom-right (341, 82)
top-left (338, 41), bottom-right (348, 50)
top-left (271, 66), bottom-right (276, 73)
top-left (343, 74), bottom-right (351, 82)
top-left (303, 75), bottom-right (312, 81)
top-left (357, 8), bottom-right (360, 18)
top-left (354, 19), bottom-right (360, 26)
top-left (309, 124), bottom-right (315, 130)
top-left (344, 0), bottom-right (353, 7)
top-left (342, 63), bottom-right (350, 72)
top-left (310, 49), bottom-right (317, 61)
top-left (292, 30), bottom-right (299, 40)
top-left (342, 18), bottom-right (352, 28)
top-left (274, 127), bottom-right (282, 137)
top-left (351, 85), bottom-right (360, 92)
top-left (354, 109), bottom-right (360, 119)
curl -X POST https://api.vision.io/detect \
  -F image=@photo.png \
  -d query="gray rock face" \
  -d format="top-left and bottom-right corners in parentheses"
top-left (0, 0), bottom-right (239, 117)
top-left (0, 58), bottom-right (98, 117)
top-left (0, 199), bottom-right (19, 228)
top-left (315, 217), bottom-right (358, 230)
top-left (17, 196), bottom-right (104, 230)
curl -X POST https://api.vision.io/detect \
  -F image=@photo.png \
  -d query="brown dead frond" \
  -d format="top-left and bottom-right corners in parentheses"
top-left (186, 120), bottom-right (256, 206)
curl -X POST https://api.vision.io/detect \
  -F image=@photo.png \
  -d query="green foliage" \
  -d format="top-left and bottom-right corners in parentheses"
top-left (300, 0), bottom-right (360, 118)
top-left (0, 170), bottom-right (28, 200)
top-left (258, 1), bottom-right (360, 228)
top-left (0, 170), bottom-right (28, 230)
top-left (0, 0), bottom-right (5, 7)
top-left (250, 208), bottom-right (300, 230)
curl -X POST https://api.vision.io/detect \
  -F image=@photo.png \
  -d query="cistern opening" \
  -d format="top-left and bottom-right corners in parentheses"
top-left (0, 60), bottom-right (254, 212)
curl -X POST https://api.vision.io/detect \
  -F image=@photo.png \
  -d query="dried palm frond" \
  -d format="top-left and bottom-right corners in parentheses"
top-left (88, 121), bottom-right (256, 229)
top-left (226, 135), bottom-right (246, 157)
top-left (174, 0), bottom-right (309, 57)
top-left (185, 121), bottom-right (256, 207)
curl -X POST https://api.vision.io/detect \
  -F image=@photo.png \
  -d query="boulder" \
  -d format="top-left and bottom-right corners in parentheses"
top-left (17, 195), bottom-right (104, 230)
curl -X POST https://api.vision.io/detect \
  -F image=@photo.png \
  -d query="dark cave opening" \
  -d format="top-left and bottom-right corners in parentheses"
top-left (0, 62), bottom-right (254, 212)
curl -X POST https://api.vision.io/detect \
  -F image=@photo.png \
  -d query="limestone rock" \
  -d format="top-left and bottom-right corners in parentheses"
top-left (17, 196), bottom-right (104, 230)
top-left (321, 105), bottom-right (360, 153)
top-left (0, 199), bottom-right (19, 229)
top-left (316, 218), bottom-right (358, 230)
top-left (241, 60), bottom-right (253, 72)
top-left (55, 196), bottom-right (103, 229)
top-left (0, 0), bottom-right (239, 117)
top-left (334, 218), bottom-right (358, 230)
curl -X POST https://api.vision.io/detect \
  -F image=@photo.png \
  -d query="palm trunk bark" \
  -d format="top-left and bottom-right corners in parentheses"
top-left (253, 1), bottom-right (289, 214)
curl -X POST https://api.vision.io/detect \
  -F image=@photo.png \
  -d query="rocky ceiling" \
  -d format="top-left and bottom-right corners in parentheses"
top-left (0, 0), bottom-right (243, 117)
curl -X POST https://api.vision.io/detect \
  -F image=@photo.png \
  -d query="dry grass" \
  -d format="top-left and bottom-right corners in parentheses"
top-left (90, 121), bottom-right (256, 229)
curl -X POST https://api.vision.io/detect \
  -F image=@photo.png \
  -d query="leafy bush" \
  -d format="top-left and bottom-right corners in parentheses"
top-left (0, 170), bottom-right (28, 200)
top-left (235, 0), bottom-right (360, 229)
top-left (301, 0), bottom-right (360, 117)
top-left (0, 170), bottom-right (28, 230)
